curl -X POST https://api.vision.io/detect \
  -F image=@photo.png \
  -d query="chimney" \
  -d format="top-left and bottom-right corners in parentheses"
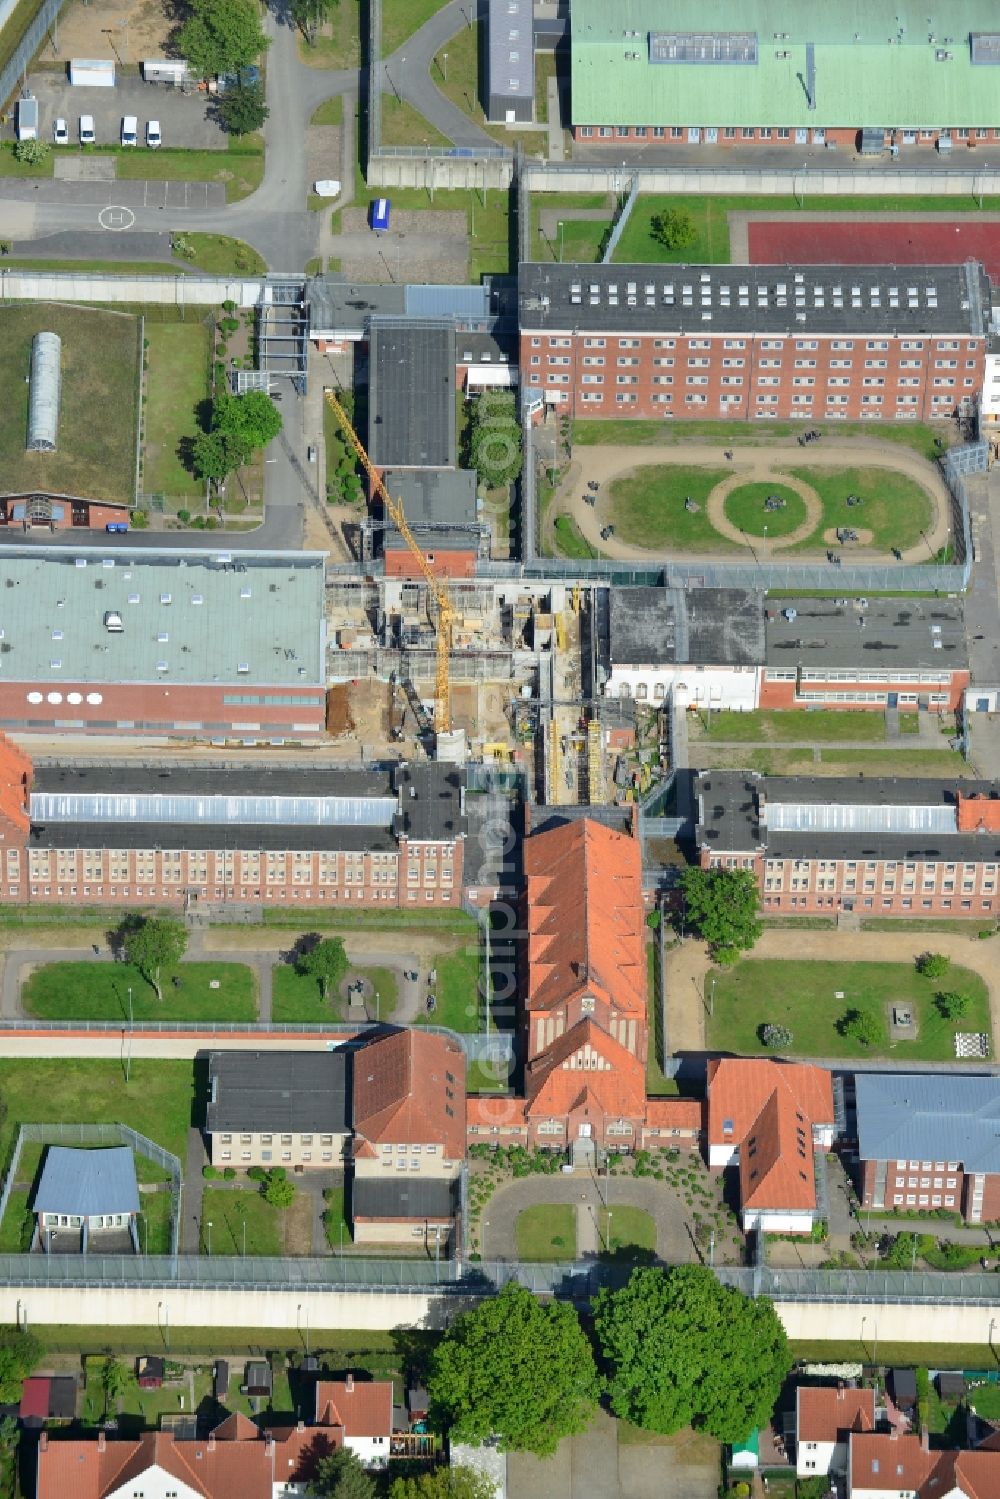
top-left (207, 1433), bottom-right (215, 1452)
top-left (837, 1385), bottom-right (845, 1401)
top-left (920, 1424), bottom-right (930, 1452)
top-left (265, 1433), bottom-right (274, 1455)
top-left (97, 1431), bottom-right (106, 1453)
top-left (296, 1420), bottom-right (305, 1433)
top-left (889, 1425), bottom-right (899, 1441)
top-left (346, 1373), bottom-right (355, 1394)
top-left (38, 1433), bottom-right (47, 1453)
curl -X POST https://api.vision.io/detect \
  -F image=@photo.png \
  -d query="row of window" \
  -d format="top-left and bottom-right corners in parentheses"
top-left (535, 336), bottom-right (975, 354)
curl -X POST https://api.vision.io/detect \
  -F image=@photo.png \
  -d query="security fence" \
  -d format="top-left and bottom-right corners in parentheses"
top-left (0, 1123), bottom-right (183, 1258)
top-left (0, 0), bottom-right (60, 113)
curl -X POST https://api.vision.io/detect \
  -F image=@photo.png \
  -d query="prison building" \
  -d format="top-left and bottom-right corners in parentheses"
top-left (486, 0), bottom-right (534, 123)
top-left (695, 771), bottom-right (1000, 918)
top-left (601, 586), bottom-right (764, 711)
top-left (0, 545), bottom-right (326, 739)
top-left (570, 0), bottom-right (1000, 152)
top-left (518, 262), bottom-right (989, 421)
top-left (25, 332), bottom-right (61, 453)
top-left (373, 469), bottom-right (490, 580)
top-left (0, 739), bottom-right (466, 909)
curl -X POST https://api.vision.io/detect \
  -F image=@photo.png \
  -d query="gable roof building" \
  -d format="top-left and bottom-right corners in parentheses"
top-left (314, 1375), bottom-right (394, 1464)
top-left (35, 1427), bottom-right (274, 1499)
top-left (795, 1385), bottom-right (874, 1478)
top-left (353, 1029), bottom-right (466, 1162)
top-left (707, 1059), bottom-right (836, 1233)
top-left (34, 1147), bottom-right (140, 1221)
top-left (849, 1428), bottom-right (1000, 1498)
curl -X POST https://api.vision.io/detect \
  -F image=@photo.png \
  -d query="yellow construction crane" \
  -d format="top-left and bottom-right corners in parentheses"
top-left (324, 389), bottom-right (453, 735)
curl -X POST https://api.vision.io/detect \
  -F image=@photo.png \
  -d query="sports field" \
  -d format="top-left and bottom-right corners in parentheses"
top-left (748, 219), bottom-right (1000, 279)
top-left (0, 304), bottom-right (141, 504)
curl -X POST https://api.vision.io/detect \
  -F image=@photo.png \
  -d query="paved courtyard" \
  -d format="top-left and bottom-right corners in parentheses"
top-left (508, 1408), bottom-right (719, 1499)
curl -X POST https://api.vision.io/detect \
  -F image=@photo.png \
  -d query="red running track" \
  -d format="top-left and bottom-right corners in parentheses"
top-left (747, 220), bottom-right (1000, 281)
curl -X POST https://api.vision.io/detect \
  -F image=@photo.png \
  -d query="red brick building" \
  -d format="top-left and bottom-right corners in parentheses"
top-left (856, 1073), bottom-right (1000, 1223)
top-left (695, 771), bottom-right (1000, 919)
top-left (0, 737), bottom-right (466, 910)
top-left (519, 262), bottom-right (988, 422)
top-left (0, 495), bottom-right (131, 531)
top-left (0, 546), bottom-right (327, 740)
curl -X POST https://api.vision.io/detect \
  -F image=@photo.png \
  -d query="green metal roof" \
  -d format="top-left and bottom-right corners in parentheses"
top-left (571, 0), bottom-right (1000, 128)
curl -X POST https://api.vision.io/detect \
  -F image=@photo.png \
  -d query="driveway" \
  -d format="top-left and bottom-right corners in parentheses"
top-left (508, 1408), bottom-right (719, 1499)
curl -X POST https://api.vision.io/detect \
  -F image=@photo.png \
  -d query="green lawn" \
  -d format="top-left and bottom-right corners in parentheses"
top-left (515, 1204), bottom-right (576, 1261)
top-left (379, 96), bottom-right (450, 148)
top-left (0, 1190), bottom-right (33, 1252)
top-left (0, 1059), bottom-right (194, 1164)
top-left (22, 961), bottom-right (257, 1023)
top-left (698, 746), bottom-right (971, 778)
top-left (298, 0), bottom-right (361, 68)
top-left (723, 482), bottom-right (808, 539)
top-left (466, 1058), bottom-right (512, 1092)
top-left (611, 193), bottom-right (1000, 265)
top-left (201, 1187), bottom-right (282, 1256)
top-left (646, 943), bottom-right (678, 1098)
top-left (899, 713), bottom-right (921, 734)
top-left (111, 139), bottom-right (264, 203)
top-left (138, 1191), bottom-right (175, 1255)
top-left (552, 514), bottom-right (599, 559)
top-left (0, 258), bottom-right (186, 274)
top-left (323, 1186), bottom-right (352, 1249)
top-left (572, 418), bottom-right (949, 464)
top-left (599, 1205), bottom-right (656, 1255)
top-left (699, 709), bottom-right (886, 743)
top-left (790, 466), bottom-right (935, 553)
top-left (260, 907), bottom-right (477, 933)
top-left (607, 465), bottom-right (731, 549)
top-left (0, 304), bottom-right (140, 504)
top-left (173, 233), bottom-right (266, 275)
top-left (271, 965), bottom-right (343, 1023)
top-left (143, 321), bottom-right (212, 498)
top-left (534, 51), bottom-right (557, 124)
top-left (382, 0), bottom-right (448, 51)
top-left (416, 947), bottom-right (482, 1033)
top-left (707, 959), bottom-right (991, 1062)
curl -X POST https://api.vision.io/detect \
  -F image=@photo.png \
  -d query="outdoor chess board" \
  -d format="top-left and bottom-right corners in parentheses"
top-left (955, 1032), bottom-right (991, 1058)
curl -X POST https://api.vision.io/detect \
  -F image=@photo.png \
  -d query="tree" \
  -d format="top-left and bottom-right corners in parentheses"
top-left (307, 1447), bottom-right (375, 1499)
top-left (427, 1281), bottom-right (599, 1455)
top-left (936, 990), bottom-right (971, 1020)
top-left (593, 1265), bottom-right (790, 1444)
top-left (650, 208), bottom-right (696, 252)
top-left (101, 1356), bottom-right (134, 1418)
top-left (290, 0), bottom-right (338, 42)
top-left (296, 937), bottom-right (348, 1000)
top-left (263, 1171), bottom-right (296, 1208)
top-left (176, 0), bottom-right (268, 79)
top-left (121, 914), bottom-right (188, 1001)
top-left (217, 80), bottom-right (269, 135)
top-left (0, 1413), bottom-right (18, 1460)
top-left (677, 867), bottom-right (761, 963)
top-left (212, 391), bottom-right (283, 461)
top-left (760, 1023), bottom-right (793, 1050)
top-left (0, 1328), bottom-right (40, 1403)
top-left (917, 951), bottom-right (950, 979)
top-left (838, 1008), bottom-right (882, 1047)
top-left (191, 428), bottom-right (243, 483)
top-left (389, 1467), bottom-right (497, 1499)
top-left (14, 139), bottom-right (50, 165)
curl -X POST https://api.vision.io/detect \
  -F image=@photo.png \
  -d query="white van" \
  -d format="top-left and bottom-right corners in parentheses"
top-left (79, 114), bottom-right (96, 144)
top-left (145, 119), bottom-right (161, 148)
top-left (121, 115), bottom-right (138, 145)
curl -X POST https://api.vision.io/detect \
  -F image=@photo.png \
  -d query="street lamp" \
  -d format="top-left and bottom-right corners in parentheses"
top-left (442, 51), bottom-right (448, 81)
top-left (206, 1220), bottom-right (213, 1256)
top-left (375, 989), bottom-right (381, 1023)
top-left (125, 985), bottom-right (133, 1084)
top-left (557, 220), bottom-right (565, 262)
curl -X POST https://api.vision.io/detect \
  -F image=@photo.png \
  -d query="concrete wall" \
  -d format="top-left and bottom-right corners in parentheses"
top-left (366, 155), bottom-right (514, 190)
top-left (524, 164), bottom-right (1000, 197)
top-left (0, 273), bottom-right (265, 307)
top-left (773, 1299), bottom-right (1000, 1346)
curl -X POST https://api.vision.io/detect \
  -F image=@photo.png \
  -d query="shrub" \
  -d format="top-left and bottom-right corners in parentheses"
top-left (247, 1166), bottom-right (267, 1181)
top-left (917, 951), bottom-right (950, 979)
top-left (223, 1166), bottom-right (237, 1180)
top-left (838, 1008), bottom-right (882, 1047)
top-left (935, 990), bottom-right (971, 1020)
top-left (177, 509), bottom-right (191, 524)
top-left (202, 1164), bottom-right (219, 1180)
top-left (760, 1023), bottom-right (793, 1050)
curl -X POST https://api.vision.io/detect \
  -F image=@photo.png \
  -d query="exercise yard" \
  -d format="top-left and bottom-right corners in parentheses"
top-left (0, 304), bottom-right (141, 504)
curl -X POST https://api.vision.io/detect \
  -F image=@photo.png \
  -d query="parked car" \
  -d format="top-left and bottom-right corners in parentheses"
top-left (79, 115), bottom-right (95, 145)
top-left (53, 117), bottom-right (68, 145)
top-left (145, 119), bottom-right (161, 148)
top-left (121, 115), bottom-right (138, 146)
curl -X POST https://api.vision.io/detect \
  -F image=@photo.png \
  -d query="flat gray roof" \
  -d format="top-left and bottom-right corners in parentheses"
top-left (857, 1073), bottom-right (1000, 1174)
top-left (610, 586), bottom-right (764, 667)
top-left (207, 1050), bottom-right (350, 1134)
top-left (519, 261), bottom-right (991, 337)
top-left (0, 547), bottom-right (325, 688)
top-left (766, 596), bottom-right (968, 672)
top-left (352, 1175), bottom-right (459, 1221)
top-left (488, 0), bottom-right (534, 105)
top-left (33, 1146), bottom-right (140, 1217)
top-left (369, 319), bottom-right (455, 469)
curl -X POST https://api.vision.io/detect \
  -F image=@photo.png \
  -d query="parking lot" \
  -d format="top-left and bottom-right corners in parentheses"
top-left (7, 73), bottom-right (226, 149)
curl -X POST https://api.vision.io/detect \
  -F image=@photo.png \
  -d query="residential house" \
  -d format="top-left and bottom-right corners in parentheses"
top-left (855, 1073), bottom-right (1000, 1223)
top-left (33, 1146), bottom-right (139, 1254)
top-left (35, 1426), bottom-right (275, 1499)
top-left (795, 1386), bottom-right (875, 1480)
top-left (351, 1028), bottom-right (466, 1247)
top-left (849, 1426), bottom-right (1000, 1497)
top-left (707, 1058), bottom-right (835, 1233)
top-left (520, 817), bottom-right (648, 1157)
top-left (314, 1374), bottom-right (394, 1468)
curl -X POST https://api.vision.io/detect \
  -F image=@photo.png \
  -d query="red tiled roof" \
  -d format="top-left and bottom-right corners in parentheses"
top-left (212, 1412), bottom-right (259, 1443)
top-left (0, 733), bottom-right (30, 837)
top-left (523, 820), bottom-right (646, 1028)
top-left (797, 1386), bottom-right (875, 1444)
top-left (314, 1378), bottom-right (393, 1438)
top-left (848, 1432), bottom-right (1000, 1497)
top-left (353, 1029), bottom-right (466, 1162)
top-left (952, 1450), bottom-right (1000, 1498)
top-left (644, 1098), bottom-right (703, 1131)
top-left (958, 792), bottom-right (1000, 833)
top-left (741, 1088), bottom-right (817, 1213)
top-left (466, 1095), bottom-right (527, 1130)
top-left (269, 1424), bottom-right (340, 1484)
top-left (19, 1377), bottom-right (49, 1420)
top-left (707, 1058), bottom-right (834, 1149)
top-left (35, 1430), bottom-right (272, 1499)
top-left (525, 1018), bottom-right (646, 1121)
